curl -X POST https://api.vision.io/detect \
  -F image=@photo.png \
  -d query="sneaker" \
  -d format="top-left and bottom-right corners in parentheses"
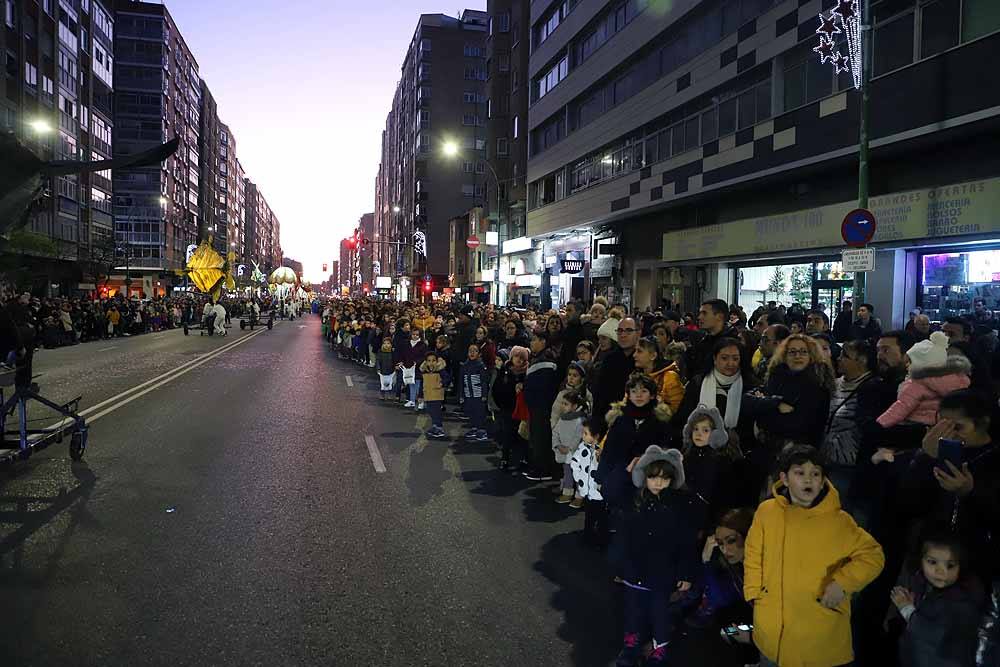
top-left (426, 428), bottom-right (448, 439)
top-left (556, 492), bottom-right (573, 504)
top-left (569, 497), bottom-right (585, 509)
top-left (417, 401), bottom-right (425, 410)
top-left (473, 429), bottom-right (490, 442)
top-left (464, 430), bottom-right (480, 440)
top-left (523, 469), bottom-right (553, 482)
top-left (403, 400), bottom-right (415, 408)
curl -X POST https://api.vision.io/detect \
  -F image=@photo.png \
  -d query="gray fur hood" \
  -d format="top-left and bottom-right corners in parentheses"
top-left (631, 445), bottom-right (685, 489)
top-left (910, 353), bottom-right (972, 380)
top-left (682, 405), bottom-right (729, 450)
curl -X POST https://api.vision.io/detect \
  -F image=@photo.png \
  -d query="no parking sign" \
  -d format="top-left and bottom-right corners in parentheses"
top-left (841, 208), bottom-right (877, 247)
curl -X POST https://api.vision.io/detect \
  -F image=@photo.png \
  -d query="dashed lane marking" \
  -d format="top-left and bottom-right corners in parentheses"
top-left (97, 346), bottom-right (117, 352)
top-left (365, 434), bottom-right (387, 473)
top-left (346, 375), bottom-right (354, 387)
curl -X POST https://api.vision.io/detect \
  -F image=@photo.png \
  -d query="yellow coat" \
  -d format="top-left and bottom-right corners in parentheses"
top-left (744, 481), bottom-right (884, 667)
top-left (649, 363), bottom-right (685, 414)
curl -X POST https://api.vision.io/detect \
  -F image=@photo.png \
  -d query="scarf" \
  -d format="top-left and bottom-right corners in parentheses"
top-left (622, 400), bottom-right (655, 423)
top-left (699, 369), bottom-right (743, 429)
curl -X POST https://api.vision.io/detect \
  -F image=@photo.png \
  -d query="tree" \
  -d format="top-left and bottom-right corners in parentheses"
top-left (766, 266), bottom-right (786, 303)
top-left (790, 265), bottom-right (813, 306)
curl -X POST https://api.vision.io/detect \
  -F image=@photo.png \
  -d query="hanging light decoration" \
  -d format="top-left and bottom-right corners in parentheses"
top-left (815, 0), bottom-right (862, 89)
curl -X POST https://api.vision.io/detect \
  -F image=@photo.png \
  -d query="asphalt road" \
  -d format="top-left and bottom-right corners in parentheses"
top-left (1, 314), bottom-right (619, 666)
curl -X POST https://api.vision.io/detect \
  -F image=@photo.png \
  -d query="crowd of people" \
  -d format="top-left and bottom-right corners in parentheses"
top-left (321, 295), bottom-right (1000, 667)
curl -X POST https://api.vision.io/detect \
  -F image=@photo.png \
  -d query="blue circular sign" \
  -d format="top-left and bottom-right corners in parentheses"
top-left (841, 208), bottom-right (877, 247)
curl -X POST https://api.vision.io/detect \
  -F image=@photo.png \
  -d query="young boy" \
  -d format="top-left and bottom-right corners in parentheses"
top-left (744, 445), bottom-right (884, 667)
top-left (421, 349), bottom-right (450, 439)
top-left (460, 343), bottom-right (489, 442)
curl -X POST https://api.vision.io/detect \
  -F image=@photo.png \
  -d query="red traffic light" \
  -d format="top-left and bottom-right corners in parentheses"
top-left (322, 263), bottom-right (328, 272)
top-left (423, 280), bottom-right (432, 292)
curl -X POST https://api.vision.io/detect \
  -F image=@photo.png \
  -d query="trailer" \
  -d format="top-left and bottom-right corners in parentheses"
top-left (0, 367), bottom-right (88, 466)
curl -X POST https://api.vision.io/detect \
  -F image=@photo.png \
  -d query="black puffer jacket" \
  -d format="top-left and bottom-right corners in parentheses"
top-left (622, 489), bottom-right (700, 593)
top-left (597, 400), bottom-right (672, 508)
top-left (749, 365), bottom-right (831, 446)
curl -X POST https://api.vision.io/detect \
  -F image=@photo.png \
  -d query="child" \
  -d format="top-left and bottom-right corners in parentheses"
top-left (682, 405), bottom-right (741, 529)
top-left (576, 340), bottom-right (596, 365)
top-left (434, 334), bottom-right (452, 398)
top-left (888, 533), bottom-right (985, 667)
top-left (616, 445), bottom-right (699, 666)
top-left (460, 343), bottom-right (490, 442)
top-left (551, 361), bottom-right (593, 428)
top-left (375, 338), bottom-right (395, 400)
top-left (744, 444), bottom-right (884, 667)
top-left (571, 418), bottom-right (608, 538)
top-left (421, 350), bottom-right (450, 439)
top-left (552, 389), bottom-right (587, 505)
top-left (877, 331), bottom-right (971, 429)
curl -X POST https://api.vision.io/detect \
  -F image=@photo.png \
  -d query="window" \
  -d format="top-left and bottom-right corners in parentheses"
top-left (513, 115), bottom-right (519, 139)
top-left (963, 0), bottom-right (1000, 41)
top-left (462, 161), bottom-right (474, 173)
top-left (462, 184), bottom-right (476, 197)
top-left (535, 54), bottom-right (569, 100)
top-left (462, 113), bottom-right (484, 126)
top-left (499, 12), bottom-right (510, 32)
top-left (487, 98), bottom-right (492, 118)
top-left (874, 10), bottom-right (914, 76)
top-left (463, 44), bottom-right (483, 57)
top-left (463, 91), bottom-right (484, 103)
top-left (24, 61), bottom-right (37, 86)
top-left (42, 75), bottom-right (55, 95)
top-left (4, 0), bottom-right (13, 28)
top-left (421, 38), bottom-right (432, 52)
top-left (497, 137), bottom-right (509, 156)
top-left (464, 66), bottom-right (486, 80)
top-left (718, 98), bottom-right (736, 136)
top-left (498, 54), bottom-right (509, 72)
top-left (920, 0), bottom-right (959, 58)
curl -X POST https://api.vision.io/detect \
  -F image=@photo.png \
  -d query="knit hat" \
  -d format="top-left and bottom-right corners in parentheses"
top-left (683, 405), bottom-right (729, 450)
top-left (568, 360), bottom-right (588, 379)
top-left (907, 330), bottom-right (949, 373)
top-left (632, 445), bottom-right (685, 489)
top-left (597, 317), bottom-right (620, 342)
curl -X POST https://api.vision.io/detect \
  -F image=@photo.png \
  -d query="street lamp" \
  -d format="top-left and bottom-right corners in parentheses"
top-left (158, 196), bottom-right (168, 207)
top-left (28, 118), bottom-right (53, 134)
top-left (442, 141), bottom-right (460, 158)
top-left (392, 205), bottom-right (401, 213)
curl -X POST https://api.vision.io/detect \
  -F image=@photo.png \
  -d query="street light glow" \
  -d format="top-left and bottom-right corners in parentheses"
top-left (158, 196), bottom-right (168, 206)
top-left (392, 206), bottom-right (401, 213)
top-left (29, 119), bottom-right (53, 134)
top-left (442, 141), bottom-right (459, 157)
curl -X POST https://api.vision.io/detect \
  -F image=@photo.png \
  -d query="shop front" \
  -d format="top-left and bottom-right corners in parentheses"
top-left (659, 176), bottom-right (1000, 326)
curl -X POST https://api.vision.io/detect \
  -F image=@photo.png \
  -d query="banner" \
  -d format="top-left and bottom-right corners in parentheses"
top-left (661, 177), bottom-right (1000, 262)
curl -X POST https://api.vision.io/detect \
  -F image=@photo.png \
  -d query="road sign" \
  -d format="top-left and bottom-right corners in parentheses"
top-left (841, 208), bottom-right (877, 247)
top-left (466, 235), bottom-right (481, 249)
top-left (842, 247), bottom-right (876, 272)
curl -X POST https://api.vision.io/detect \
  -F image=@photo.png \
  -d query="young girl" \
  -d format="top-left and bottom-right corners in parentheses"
top-left (375, 338), bottom-right (395, 400)
top-left (460, 343), bottom-right (490, 442)
top-left (551, 361), bottom-right (593, 427)
top-left (888, 533), bottom-right (984, 667)
top-left (877, 331), bottom-right (971, 429)
top-left (552, 389), bottom-right (587, 505)
top-left (572, 418), bottom-right (608, 540)
top-left (617, 445), bottom-right (699, 666)
top-left (682, 406), bottom-right (741, 530)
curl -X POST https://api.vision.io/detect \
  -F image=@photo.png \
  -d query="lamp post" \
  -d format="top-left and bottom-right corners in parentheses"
top-left (442, 140), bottom-right (505, 306)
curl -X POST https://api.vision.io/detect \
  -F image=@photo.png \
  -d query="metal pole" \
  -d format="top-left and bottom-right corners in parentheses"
top-left (852, 0), bottom-right (872, 309)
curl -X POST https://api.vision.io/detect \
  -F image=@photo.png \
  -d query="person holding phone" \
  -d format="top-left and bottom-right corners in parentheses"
top-left (889, 390), bottom-right (1000, 586)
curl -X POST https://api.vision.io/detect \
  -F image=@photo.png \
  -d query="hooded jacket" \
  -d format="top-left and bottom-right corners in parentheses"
top-left (420, 357), bottom-right (449, 402)
top-left (682, 406), bottom-right (737, 523)
top-left (876, 355), bottom-right (972, 428)
top-left (550, 385), bottom-right (594, 428)
top-left (622, 487), bottom-right (700, 594)
top-left (552, 410), bottom-right (585, 463)
top-left (491, 361), bottom-right (526, 417)
top-left (597, 399), bottom-right (673, 508)
top-left (460, 358), bottom-right (489, 401)
top-left (524, 351), bottom-right (560, 417)
top-left (744, 480), bottom-right (884, 667)
top-left (645, 361), bottom-right (686, 414)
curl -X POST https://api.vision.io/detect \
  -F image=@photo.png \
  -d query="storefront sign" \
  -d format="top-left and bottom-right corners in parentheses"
top-left (841, 248), bottom-right (875, 272)
top-left (561, 259), bottom-right (585, 274)
top-left (662, 177), bottom-right (1000, 262)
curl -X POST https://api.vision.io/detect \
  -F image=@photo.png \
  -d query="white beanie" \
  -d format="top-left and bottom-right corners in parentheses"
top-left (597, 317), bottom-right (620, 343)
top-left (907, 330), bottom-right (949, 373)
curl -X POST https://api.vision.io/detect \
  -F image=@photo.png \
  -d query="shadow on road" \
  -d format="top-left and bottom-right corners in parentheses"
top-left (535, 530), bottom-right (621, 667)
top-left (407, 441), bottom-right (452, 507)
top-left (0, 461), bottom-right (98, 584)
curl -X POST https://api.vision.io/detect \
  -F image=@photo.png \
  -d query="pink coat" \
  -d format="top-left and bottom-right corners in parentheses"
top-left (876, 356), bottom-right (972, 428)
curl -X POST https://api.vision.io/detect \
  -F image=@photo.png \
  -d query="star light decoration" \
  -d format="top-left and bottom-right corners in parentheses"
top-left (412, 230), bottom-right (427, 257)
top-left (815, 0), bottom-right (862, 89)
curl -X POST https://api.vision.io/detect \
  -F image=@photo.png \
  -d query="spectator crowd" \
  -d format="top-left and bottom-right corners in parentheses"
top-left (322, 295), bottom-right (1000, 667)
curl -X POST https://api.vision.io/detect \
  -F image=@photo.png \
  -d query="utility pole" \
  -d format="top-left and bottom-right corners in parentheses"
top-left (853, 0), bottom-right (872, 308)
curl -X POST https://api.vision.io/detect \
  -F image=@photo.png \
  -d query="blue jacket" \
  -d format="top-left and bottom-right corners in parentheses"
top-left (622, 488), bottom-right (700, 593)
top-left (523, 354), bottom-right (559, 415)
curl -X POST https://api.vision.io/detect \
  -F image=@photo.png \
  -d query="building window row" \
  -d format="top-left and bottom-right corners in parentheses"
top-left (534, 54), bottom-right (568, 101)
top-left (533, 0), bottom-right (578, 49)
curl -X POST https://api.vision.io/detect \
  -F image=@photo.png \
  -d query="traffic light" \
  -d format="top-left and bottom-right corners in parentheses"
top-left (346, 234), bottom-right (358, 249)
top-left (423, 280), bottom-right (432, 293)
top-left (322, 263), bottom-right (328, 272)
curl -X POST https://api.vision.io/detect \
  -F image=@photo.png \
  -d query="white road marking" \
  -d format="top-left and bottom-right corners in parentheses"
top-left (97, 346), bottom-right (117, 352)
top-left (298, 325), bottom-right (307, 329)
top-left (345, 375), bottom-right (354, 387)
top-left (365, 434), bottom-right (387, 473)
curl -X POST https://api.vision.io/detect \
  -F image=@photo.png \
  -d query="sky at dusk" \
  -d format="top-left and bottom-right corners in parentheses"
top-left (161, 0), bottom-right (483, 282)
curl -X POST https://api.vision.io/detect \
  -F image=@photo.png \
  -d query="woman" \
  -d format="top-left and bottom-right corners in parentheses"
top-left (674, 339), bottom-right (756, 456)
top-left (632, 337), bottom-right (685, 414)
top-left (474, 325), bottom-right (497, 369)
top-left (500, 318), bottom-right (528, 350)
top-left (651, 323), bottom-right (671, 358)
top-left (821, 339), bottom-right (876, 501)
top-left (750, 333), bottom-right (834, 449)
top-left (492, 346), bottom-right (530, 472)
top-left (668, 508), bottom-right (759, 667)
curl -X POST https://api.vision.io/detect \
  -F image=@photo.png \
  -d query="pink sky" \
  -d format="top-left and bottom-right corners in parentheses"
top-left (163, 0), bottom-right (482, 282)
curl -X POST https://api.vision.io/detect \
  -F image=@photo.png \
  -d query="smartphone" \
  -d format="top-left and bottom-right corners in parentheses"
top-left (722, 624), bottom-right (753, 636)
top-left (937, 438), bottom-right (963, 470)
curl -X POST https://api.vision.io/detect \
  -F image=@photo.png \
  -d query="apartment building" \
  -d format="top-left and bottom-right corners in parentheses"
top-left (525, 0), bottom-right (1000, 320)
top-left (373, 11), bottom-right (489, 298)
top-left (1, 0), bottom-right (116, 295)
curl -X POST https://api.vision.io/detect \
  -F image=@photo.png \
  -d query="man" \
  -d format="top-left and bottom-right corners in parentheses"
top-left (832, 300), bottom-right (854, 343)
top-left (212, 301), bottom-right (227, 336)
top-left (805, 309), bottom-right (831, 335)
top-left (561, 300), bottom-right (585, 369)
top-left (909, 313), bottom-right (931, 342)
top-left (755, 324), bottom-right (790, 382)
top-left (942, 316), bottom-right (972, 345)
top-left (592, 316), bottom-right (638, 426)
top-left (581, 303), bottom-right (606, 343)
top-left (689, 299), bottom-right (737, 376)
top-left (972, 297), bottom-right (997, 331)
top-left (849, 303), bottom-right (882, 343)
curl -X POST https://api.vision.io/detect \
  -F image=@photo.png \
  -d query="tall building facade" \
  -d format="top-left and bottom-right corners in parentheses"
top-left (198, 78), bottom-right (222, 251)
top-left (373, 11), bottom-right (488, 294)
top-left (485, 0), bottom-right (530, 304)
top-left (525, 0), bottom-right (1000, 317)
top-left (219, 122), bottom-right (245, 263)
top-left (112, 0), bottom-right (200, 284)
top-left (243, 178), bottom-right (281, 273)
top-left (1, 0), bottom-right (116, 294)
